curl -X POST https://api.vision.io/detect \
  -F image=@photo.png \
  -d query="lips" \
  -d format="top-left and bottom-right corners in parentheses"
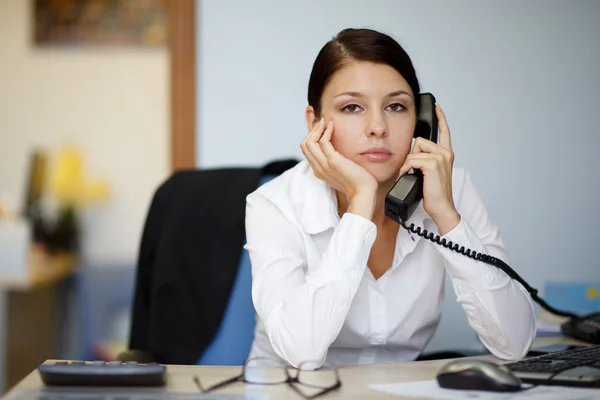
top-left (360, 147), bottom-right (392, 162)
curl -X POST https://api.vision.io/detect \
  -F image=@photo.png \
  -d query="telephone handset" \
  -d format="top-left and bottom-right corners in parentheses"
top-left (384, 93), bottom-right (593, 338)
top-left (385, 92), bottom-right (438, 223)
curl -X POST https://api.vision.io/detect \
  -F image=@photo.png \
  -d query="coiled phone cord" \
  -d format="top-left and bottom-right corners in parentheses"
top-left (399, 221), bottom-right (579, 320)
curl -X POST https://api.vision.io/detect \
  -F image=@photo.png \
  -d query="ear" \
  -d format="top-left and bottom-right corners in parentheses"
top-left (305, 106), bottom-right (319, 132)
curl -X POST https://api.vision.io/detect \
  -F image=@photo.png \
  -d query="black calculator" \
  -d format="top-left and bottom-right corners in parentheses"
top-left (37, 361), bottom-right (166, 386)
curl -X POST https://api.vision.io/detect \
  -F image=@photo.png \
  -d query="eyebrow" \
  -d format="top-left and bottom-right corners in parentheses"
top-left (334, 90), bottom-right (413, 99)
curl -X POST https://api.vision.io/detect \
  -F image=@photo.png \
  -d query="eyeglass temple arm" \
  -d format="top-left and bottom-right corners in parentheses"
top-left (288, 379), bottom-right (342, 399)
top-left (195, 374), bottom-right (242, 393)
top-left (312, 381), bottom-right (342, 398)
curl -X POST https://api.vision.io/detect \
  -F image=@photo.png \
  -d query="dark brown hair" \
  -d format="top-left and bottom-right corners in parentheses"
top-left (307, 28), bottom-right (421, 118)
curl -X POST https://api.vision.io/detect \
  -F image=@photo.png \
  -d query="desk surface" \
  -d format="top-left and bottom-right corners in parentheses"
top-left (0, 246), bottom-right (76, 290)
top-left (3, 336), bottom-right (588, 399)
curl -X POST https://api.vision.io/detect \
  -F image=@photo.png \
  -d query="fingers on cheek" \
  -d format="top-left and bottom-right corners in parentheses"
top-left (406, 157), bottom-right (419, 170)
top-left (318, 139), bottom-right (330, 155)
top-left (414, 137), bottom-right (423, 148)
top-left (399, 162), bottom-right (412, 175)
top-left (306, 143), bottom-right (321, 159)
top-left (303, 149), bottom-right (321, 173)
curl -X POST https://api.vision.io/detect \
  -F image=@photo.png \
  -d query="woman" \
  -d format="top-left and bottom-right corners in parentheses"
top-left (244, 28), bottom-right (536, 369)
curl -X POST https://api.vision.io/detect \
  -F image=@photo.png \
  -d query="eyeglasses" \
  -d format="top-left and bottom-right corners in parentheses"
top-left (193, 357), bottom-right (341, 399)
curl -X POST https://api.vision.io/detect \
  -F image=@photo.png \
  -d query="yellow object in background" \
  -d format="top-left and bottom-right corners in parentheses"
top-left (51, 146), bottom-right (83, 205)
top-left (588, 287), bottom-right (598, 300)
top-left (50, 146), bottom-right (110, 206)
top-left (82, 181), bottom-right (110, 203)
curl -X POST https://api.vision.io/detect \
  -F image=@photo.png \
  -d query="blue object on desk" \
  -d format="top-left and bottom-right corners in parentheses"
top-left (196, 175), bottom-right (275, 366)
top-left (545, 282), bottom-right (600, 315)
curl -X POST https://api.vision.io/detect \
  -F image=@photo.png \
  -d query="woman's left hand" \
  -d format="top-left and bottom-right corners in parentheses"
top-left (397, 104), bottom-right (460, 235)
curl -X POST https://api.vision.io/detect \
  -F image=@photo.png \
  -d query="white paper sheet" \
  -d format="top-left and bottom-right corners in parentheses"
top-left (369, 380), bottom-right (600, 400)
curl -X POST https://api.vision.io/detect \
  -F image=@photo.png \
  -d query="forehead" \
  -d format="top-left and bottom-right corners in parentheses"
top-left (323, 61), bottom-right (412, 97)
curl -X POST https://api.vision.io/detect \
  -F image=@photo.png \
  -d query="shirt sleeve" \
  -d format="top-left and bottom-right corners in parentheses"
top-left (245, 192), bottom-right (376, 368)
top-left (432, 169), bottom-right (536, 360)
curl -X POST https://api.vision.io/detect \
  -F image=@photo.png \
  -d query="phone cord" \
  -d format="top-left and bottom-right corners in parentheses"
top-left (399, 221), bottom-right (579, 320)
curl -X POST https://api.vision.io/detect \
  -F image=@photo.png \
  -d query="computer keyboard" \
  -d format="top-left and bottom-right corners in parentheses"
top-left (505, 344), bottom-right (600, 387)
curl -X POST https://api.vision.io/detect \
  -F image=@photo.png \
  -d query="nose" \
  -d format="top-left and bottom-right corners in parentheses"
top-left (367, 109), bottom-right (387, 138)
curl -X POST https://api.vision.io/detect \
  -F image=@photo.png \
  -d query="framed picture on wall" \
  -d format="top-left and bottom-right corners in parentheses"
top-left (33, 0), bottom-right (167, 47)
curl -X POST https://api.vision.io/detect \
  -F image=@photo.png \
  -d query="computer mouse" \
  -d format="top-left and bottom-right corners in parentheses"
top-left (436, 359), bottom-right (523, 392)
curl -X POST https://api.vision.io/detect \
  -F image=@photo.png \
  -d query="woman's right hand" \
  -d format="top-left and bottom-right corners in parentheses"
top-left (300, 118), bottom-right (378, 220)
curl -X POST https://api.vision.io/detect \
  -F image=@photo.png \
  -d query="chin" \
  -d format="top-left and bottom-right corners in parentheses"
top-left (362, 163), bottom-right (400, 185)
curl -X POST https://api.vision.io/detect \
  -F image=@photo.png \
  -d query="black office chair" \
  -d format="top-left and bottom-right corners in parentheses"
top-left (118, 159), bottom-right (298, 365)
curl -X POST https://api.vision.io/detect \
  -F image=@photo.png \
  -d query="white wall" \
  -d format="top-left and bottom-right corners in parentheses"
top-left (197, 0), bottom-right (600, 352)
top-left (0, 1), bottom-right (169, 266)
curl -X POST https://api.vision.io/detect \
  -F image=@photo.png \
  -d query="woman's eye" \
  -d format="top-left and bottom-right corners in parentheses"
top-left (386, 103), bottom-right (405, 112)
top-left (341, 104), bottom-right (362, 113)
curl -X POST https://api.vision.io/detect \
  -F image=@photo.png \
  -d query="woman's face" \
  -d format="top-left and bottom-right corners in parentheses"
top-left (308, 61), bottom-right (416, 185)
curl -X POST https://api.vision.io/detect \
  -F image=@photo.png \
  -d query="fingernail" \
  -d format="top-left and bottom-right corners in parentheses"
top-left (320, 117), bottom-right (325, 125)
top-left (328, 121), bottom-right (333, 127)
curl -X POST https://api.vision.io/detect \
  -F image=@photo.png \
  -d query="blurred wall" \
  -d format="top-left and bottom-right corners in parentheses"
top-left (0, 1), bottom-right (169, 265)
top-left (196, 0), bottom-right (600, 352)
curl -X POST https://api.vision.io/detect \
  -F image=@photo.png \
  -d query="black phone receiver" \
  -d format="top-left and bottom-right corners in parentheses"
top-left (385, 93), bottom-right (438, 223)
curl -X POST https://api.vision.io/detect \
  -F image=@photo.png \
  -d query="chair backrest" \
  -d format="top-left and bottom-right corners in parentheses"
top-left (196, 175), bottom-right (275, 365)
top-left (127, 159), bottom-right (297, 365)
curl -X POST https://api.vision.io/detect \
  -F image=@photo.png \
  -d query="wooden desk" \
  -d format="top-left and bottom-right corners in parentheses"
top-left (3, 336), bottom-right (589, 400)
top-left (0, 246), bottom-right (76, 393)
top-left (5, 246), bottom-right (76, 290)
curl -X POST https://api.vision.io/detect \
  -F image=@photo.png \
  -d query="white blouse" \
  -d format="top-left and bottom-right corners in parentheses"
top-left (244, 160), bottom-right (536, 368)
